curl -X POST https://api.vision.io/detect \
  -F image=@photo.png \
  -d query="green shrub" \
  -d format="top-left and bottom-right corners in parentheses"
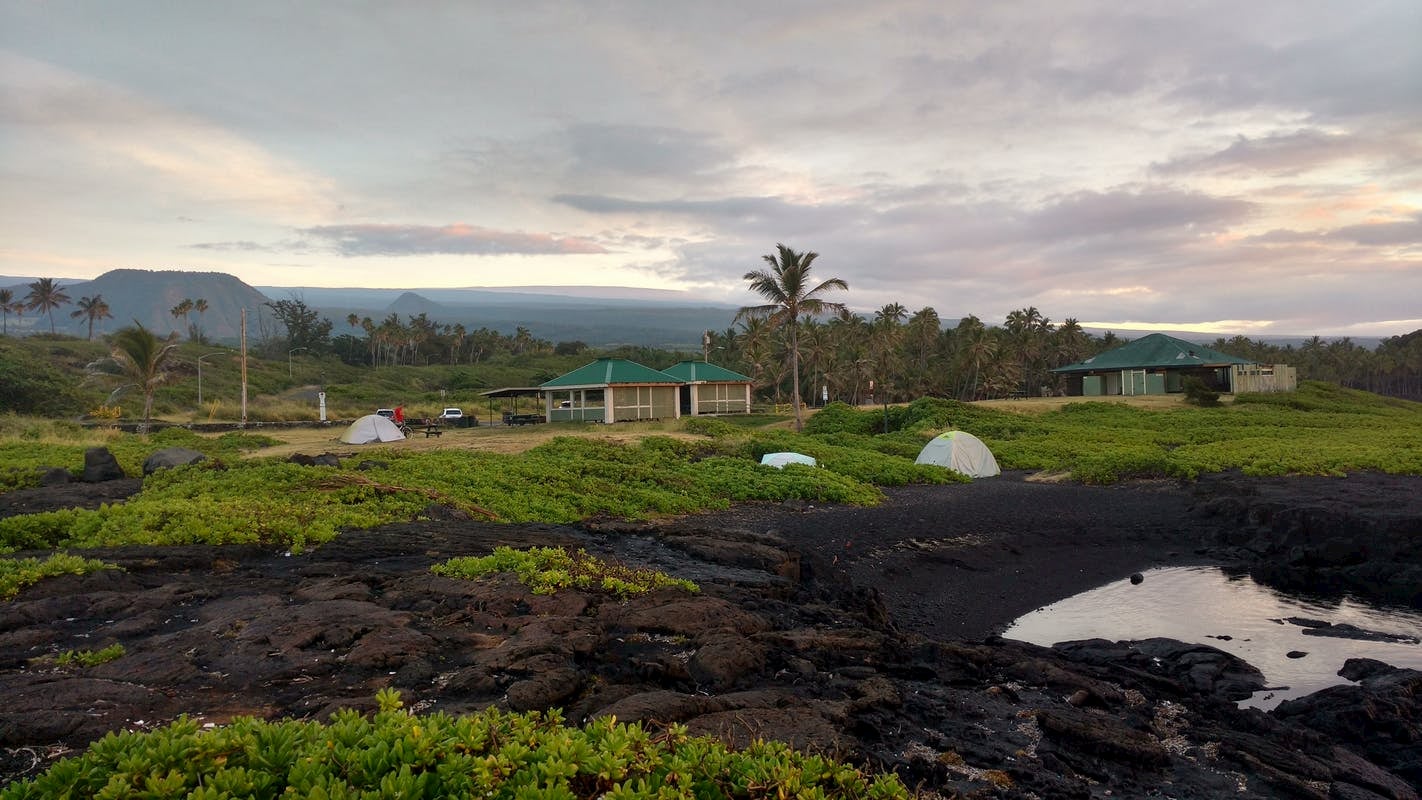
top-left (433, 546), bottom-right (698, 597)
top-left (43, 643), bottom-right (127, 668)
top-left (1181, 376), bottom-right (1220, 407)
top-left (0, 427), bottom-right (280, 491)
top-left (0, 437), bottom-right (894, 552)
top-left (681, 416), bottom-right (740, 438)
top-left (0, 552), bottom-right (120, 599)
top-left (802, 402), bottom-right (878, 435)
top-left (1, 695), bottom-right (910, 800)
top-left (977, 382), bottom-right (1422, 480)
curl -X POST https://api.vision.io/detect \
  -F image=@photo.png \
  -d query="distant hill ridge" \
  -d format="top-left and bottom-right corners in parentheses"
top-left (0, 270), bottom-right (740, 347)
top-left (0, 270), bottom-right (1386, 350)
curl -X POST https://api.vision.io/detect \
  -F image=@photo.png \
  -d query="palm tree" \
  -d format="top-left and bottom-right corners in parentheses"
top-left (24, 277), bottom-right (71, 334)
top-left (953, 316), bottom-right (995, 400)
top-left (192, 298), bottom-right (209, 341)
top-left (904, 307), bottom-right (942, 395)
top-left (737, 244), bottom-right (848, 431)
top-left (170, 299), bottom-right (194, 338)
top-left (0, 289), bottom-right (13, 335)
top-left (70, 295), bottom-right (114, 341)
top-left (87, 322), bottom-right (181, 434)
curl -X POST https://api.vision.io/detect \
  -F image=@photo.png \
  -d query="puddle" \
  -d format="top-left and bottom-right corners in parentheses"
top-left (1002, 566), bottom-right (1422, 709)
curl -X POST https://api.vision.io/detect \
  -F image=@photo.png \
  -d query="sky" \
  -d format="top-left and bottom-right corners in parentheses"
top-left (2, 2), bottom-right (1419, 337)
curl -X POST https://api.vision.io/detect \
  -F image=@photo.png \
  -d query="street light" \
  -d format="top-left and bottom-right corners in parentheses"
top-left (196, 352), bottom-right (226, 407)
top-left (287, 346), bottom-right (308, 379)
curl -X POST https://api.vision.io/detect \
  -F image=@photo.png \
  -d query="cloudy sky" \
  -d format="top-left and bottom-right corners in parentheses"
top-left (2, 2), bottom-right (1419, 336)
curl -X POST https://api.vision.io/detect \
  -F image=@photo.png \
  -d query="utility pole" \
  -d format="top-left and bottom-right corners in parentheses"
top-left (240, 308), bottom-right (248, 425)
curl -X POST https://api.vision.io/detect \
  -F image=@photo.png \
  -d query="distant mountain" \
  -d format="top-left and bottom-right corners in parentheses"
top-left (264, 284), bottom-right (741, 348)
top-left (257, 284), bottom-right (738, 310)
top-left (385, 292), bottom-right (447, 316)
top-left (1, 269), bottom-right (271, 340)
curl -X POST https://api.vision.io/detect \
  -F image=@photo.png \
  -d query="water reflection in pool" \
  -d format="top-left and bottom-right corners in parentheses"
top-left (1002, 566), bottom-right (1422, 709)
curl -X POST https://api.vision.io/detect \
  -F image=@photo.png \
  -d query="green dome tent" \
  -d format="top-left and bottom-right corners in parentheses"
top-left (915, 431), bottom-right (1000, 478)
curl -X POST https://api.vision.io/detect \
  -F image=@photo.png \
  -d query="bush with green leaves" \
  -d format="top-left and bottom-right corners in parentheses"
top-left (1181, 376), bottom-right (1221, 407)
top-left (433, 546), bottom-right (699, 597)
top-left (987, 382), bottom-right (1422, 482)
top-left (789, 385), bottom-right (1422, 483)
top-left (0, 436), bottom-right (896, 553)
top-left (1, 692), bottom-right (910, 800)
top-left (0, 426), bottom-right (279, 491)
top-left (680, 416), bottom-right (740, 438)
top-left (41, 643), bottom-right (127, 669)
top-left (0, 552), bottom-right (120, 600)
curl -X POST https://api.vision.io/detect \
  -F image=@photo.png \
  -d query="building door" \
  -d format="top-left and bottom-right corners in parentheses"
top-left (1122, 369), bottom-right (1147, 395)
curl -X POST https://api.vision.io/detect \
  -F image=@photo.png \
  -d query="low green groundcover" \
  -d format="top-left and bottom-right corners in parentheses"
top-left (1, 691), bottom-right (909, 799)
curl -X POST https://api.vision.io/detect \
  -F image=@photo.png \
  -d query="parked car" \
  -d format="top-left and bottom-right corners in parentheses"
top-left (375, 408), bottom-right (395, 419)
top-left (437, 407), bottom-right (476, 427)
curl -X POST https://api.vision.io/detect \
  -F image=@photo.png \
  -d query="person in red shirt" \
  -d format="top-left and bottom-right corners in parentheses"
top-left (393, 406), bottom-right (404, 425)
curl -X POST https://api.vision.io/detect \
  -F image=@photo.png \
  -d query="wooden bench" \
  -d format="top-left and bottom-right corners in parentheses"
top-left (502, 413), bottom-right (546, 426)
top-left (420, 420), bottom-right (443, 437)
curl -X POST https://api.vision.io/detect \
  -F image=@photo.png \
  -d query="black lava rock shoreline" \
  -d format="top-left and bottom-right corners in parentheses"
top-left (1, 470), bottom-right (1420, 797)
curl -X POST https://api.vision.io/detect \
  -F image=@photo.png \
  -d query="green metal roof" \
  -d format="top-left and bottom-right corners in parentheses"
top-left (659, 360), bottom-right (753, 383)
top-left (541, 358), bottom-right (680, 388)
top-left (1052, 333), bottom-right (1253, 374)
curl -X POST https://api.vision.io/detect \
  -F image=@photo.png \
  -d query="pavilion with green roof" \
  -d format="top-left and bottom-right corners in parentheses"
top-left (1052, 333), bottom-right (1293, 396)
top-left (540, 358), bottom-right (683, 422)
top-left (660, 360), bottom-right (754, 416)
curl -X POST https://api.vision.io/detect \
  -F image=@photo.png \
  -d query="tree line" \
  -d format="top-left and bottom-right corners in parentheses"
top-left (259, 299), bottom-right (559, 367)
top-left (725, 244), bottom-right (1422, 414)
top-left (7, 267), bottom-right (1420, 407)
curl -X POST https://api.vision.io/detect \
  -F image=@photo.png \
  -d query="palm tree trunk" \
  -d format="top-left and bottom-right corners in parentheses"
top-left (790, 325), bottom-right (803, 431)
top-left (141, 389), bottom-right (155, 435)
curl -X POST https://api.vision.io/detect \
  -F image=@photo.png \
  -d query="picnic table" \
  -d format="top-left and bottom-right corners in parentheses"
top-left (401, 419), bottom-right (443, 437)
top-left (502, 412), bottom-right (546, 426)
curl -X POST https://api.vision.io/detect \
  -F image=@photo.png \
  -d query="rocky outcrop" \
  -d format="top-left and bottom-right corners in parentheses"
top-left (141, 447), bottom-right (208, 475)
top-left (1273, 664), bottom-right (1422, 792)
top-left (1192, 472), bottom-right (1422, 608)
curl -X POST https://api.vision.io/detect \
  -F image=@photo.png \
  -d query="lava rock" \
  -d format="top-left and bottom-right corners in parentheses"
top-left (1273, 668), bottom-right (1422, 789)
top-left (37, 467), bottom-right (72, 486)
top-left (82, 447), bottom-right (124, 482)
top-left (1339, 658), bottom-right (1397, 682)
top-left (289, 453), bottom-right (342, 467)
top-left (142, 447), bottom-right (207, 475)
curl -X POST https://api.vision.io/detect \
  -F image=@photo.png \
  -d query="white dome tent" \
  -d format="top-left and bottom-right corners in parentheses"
top-left (339, 414), bottom-right (407, 444)
top-left (915, 431), bottom-right (1000, 478)
top-left (759, 452), bottom-right (819, 469)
